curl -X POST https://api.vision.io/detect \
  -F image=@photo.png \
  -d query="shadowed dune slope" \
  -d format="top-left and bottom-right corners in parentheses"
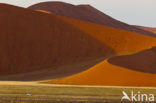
top-left (136, 26), bottom-right (156, 34)
top-left (108, 47), bottom-right (156, 73)
top-left (49, 47), bottom-right (156, 86)
top-left (56, 16), bottom-right (156, 54)
top-left (0, 3), bottom-right (115, 76)
top-left (28, 1), bottom-right (156, 37)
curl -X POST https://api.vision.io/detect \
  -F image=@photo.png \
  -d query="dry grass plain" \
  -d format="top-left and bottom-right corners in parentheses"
top-left (0, 82), bottom-right (156, 103)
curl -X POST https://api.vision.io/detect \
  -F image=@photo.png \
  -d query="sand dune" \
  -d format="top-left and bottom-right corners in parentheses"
top-left (0, 58), bottom-right (105, 81)
top-left (37, 9), bottom-right (156, 55)
top-left (28, 1), bottom-right (156, 37)
top-left (136, 26), bottom-right (156, 34)
top-left (0, 4), bottom-right (114, 76)
top-left (0, 3), bottom-right (156, 81)
top-left (57, 16), bottom-right (156, 54)
top-left (49, 47), bottom-right (156, 86)
top-left (108, 47), bottom-right (156, 73)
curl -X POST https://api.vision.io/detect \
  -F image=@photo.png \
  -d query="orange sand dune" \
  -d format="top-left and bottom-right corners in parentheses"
top-left (136, 26), bottom-right (156, 34)
top-left (32, 6), bottom-right (156, 55)
top-left (49, 59), bottom-right (156, 87)
top-left (49, 47), bottom-right (156, 86)
top-left (0, 3), bottom-right (156, 81)
top-left (28, 2), bottom-right (156, 37)
top-left (57, 16), bottom-right (156, 54)
top-left (108, 47), bottom-right (156, 73)
top-left (0, 4), bottom-right (115, 77)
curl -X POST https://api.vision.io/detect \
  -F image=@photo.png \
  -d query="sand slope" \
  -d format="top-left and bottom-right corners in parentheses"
top-left (0, 4), bottom-right (114, 76)
top-left (37, 10), bottom-right (156, 54)
top-left (57, 16), bottom-right (156, 54)
top-left (136, 26), bottom-right (156, 34)
top-left (28, 1), bottom-right (155, 37)
top-left (50, 47), bottom-right (156, 86)
top-left (108, 47), bottom-right (156, 73)
top-left (0, 3), bottom-right (156, 81)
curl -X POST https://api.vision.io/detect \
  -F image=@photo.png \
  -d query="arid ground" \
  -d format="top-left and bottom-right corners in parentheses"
top-left (0, 1), bottom-right (156, 103)
top-left (0, 81), bottom-right (156, 103)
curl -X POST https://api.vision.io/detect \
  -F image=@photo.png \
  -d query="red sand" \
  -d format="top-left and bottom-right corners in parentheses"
top-left (0, 4), bottom-right (156, 82)
top-left (49, 47), bottom-right (156, 87)
top-left (136, 26), bottom-right (156, 34)
top-left (0, 4), bottom-right (114, 76)
top-left (108, 47), bottom-right (156, 73)
top-left (49, 58), bottom-right (156, 87)
top-left (28, 1), bottom-right (156, 37)
top-left (58, 16), bottom-right (156, 54)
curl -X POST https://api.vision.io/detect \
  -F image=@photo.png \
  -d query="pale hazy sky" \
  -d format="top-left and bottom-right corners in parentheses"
top-left (0, 0), bottom-right (156, 27)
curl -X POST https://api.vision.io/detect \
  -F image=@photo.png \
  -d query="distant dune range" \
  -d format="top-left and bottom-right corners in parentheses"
top-left (0, 3), bottom-right (156, 81)
top-left (135, 26), bottom-right (156, 34)
top-left (49, 47), bottom-right (156, 87)
top-left (28, 1), bottom-right (156, 37)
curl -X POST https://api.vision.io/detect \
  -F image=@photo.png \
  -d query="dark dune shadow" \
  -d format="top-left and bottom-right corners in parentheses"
top-left (0, 57), bottom-right (106, 81)
top-left (108, 47), bottom-right (156, 74)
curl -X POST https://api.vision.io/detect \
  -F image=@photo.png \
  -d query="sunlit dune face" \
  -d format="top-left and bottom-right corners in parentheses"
top-left (49, 59), bottom-right (156, 87)
top-left (36, 10), bottom-right (51, 14)
top-left (46, 16), bottom-right (156, 86)
top-left (56, 16), bottom-right (156, 55)
top-left (49, 47), bottom-right (156, 87)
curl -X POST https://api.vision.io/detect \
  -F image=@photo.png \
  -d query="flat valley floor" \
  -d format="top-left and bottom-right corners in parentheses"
top-left (0, 81), bottom-right (155, 103)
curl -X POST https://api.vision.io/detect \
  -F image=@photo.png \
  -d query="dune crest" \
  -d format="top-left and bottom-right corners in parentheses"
top-left (49, 59), bottom-right (156, 87)
top-left (108, 47), bottom-right (156, 73)
top-left (136, 26), bottom-right (156, 34)
top-left (57, 16), bottom-right (156, 54)
top-left (28, 1), bottom-right (156, 37)
top-left (49, 47), bottom-right (156, 87)
top-left (0, 4), bottom-right (114, 76)
top-left (0, 3), bottom-right (156, 82)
